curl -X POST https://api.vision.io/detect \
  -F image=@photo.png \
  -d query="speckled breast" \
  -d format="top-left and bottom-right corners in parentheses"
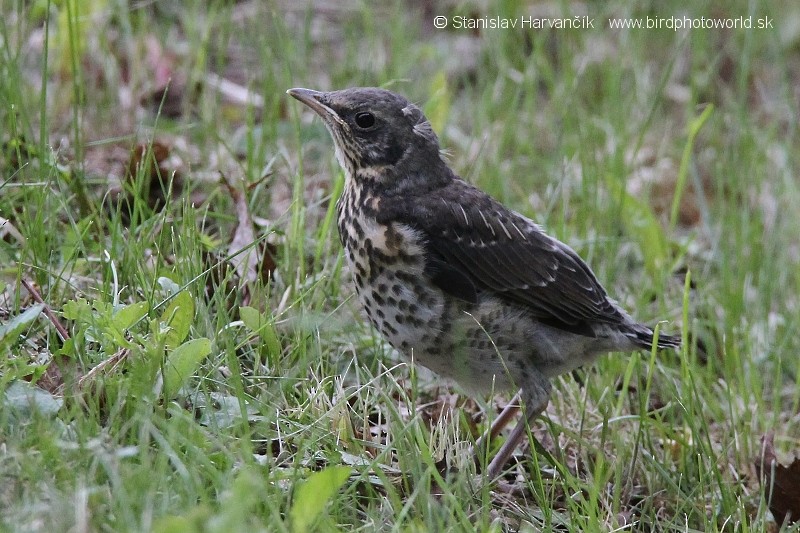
top-left (335, 188), bottom-right (526, 395)
top-left (336, 189), bottom-right (448, 355)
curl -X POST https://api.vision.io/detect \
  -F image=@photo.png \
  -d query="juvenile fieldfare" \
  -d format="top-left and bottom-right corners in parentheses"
top-left (288, 86), bottom-right (680, 481)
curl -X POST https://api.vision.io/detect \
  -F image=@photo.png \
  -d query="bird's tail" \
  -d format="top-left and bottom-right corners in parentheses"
top-left (629, 324), bottom-right (681, 351)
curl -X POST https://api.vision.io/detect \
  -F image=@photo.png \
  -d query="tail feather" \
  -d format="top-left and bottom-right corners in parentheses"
top-left (630, 324), bottom-right (681, 350)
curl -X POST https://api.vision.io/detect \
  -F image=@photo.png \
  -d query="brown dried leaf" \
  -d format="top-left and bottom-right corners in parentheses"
top-left (224, 178), bottom-right (259, 305)
top-left (260, 241), bottom-right (278, 281)
top-left (139, 35), bottom-right (191, 118)
top-left (201, 250), bottom-right (236, 304)
top-left (140, 78), bottom-right (192, 120)
top-left (125, 140), bottom-right (183, 214)
top-left (626, 149), bottom-right (704, 228)
top-left (756, 433), bottom-right (800, 526)
top-left (127, 141), bottom-right (170, 180)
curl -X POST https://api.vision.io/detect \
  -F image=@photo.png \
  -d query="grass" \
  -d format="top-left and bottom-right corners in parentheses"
top-left (2, 0), bottom-right (799, 531)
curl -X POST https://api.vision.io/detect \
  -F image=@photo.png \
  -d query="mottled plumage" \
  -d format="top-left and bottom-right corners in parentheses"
top-left (288, 86), bottom-right (680, 480)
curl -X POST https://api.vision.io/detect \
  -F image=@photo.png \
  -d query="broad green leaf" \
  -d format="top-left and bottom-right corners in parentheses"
top-left (157, 276), bottom-right (181, 295)
top-left (63, 298), bottom-right (134, 347)
top-left (290, 466), bottom-right (352, 533)
top-left (161, 291), bottom-right (194, 349)
top-left (197, 393), bottom-right (250, 429)
top-left (4, 380), bottom-right (63, 417)
top-left (0, 304), bottom-right (44, 351)
top-left (112, 301), bottom-right (149, 331)
top-left (62, 298), bottom-right (92, 321)
top-left (238, 306), bottom-right (260, 331)
top-left (239, 306), bottom-right (281, 356)
top-left (161, 338), bottom-right (211, 399)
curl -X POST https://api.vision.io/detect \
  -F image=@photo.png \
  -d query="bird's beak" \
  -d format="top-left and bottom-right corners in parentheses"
top-left (287, 88), bottom-right (340, 124)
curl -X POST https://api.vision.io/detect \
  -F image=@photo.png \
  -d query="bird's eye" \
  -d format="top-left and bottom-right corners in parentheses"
top-left (354, 112), bottom-right (375, 129)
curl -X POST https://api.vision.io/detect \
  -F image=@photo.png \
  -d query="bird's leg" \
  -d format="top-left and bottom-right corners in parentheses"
top-left (471, 392), bottom-right (520, 476)
top-left (484, 372), bottom-right (552, 482)
top-left (485, 398), bottom-right (548, 482)
top-left (475, 391), bottom-right (521, 451)
top-left (471, 393), bottom-right (520, 480)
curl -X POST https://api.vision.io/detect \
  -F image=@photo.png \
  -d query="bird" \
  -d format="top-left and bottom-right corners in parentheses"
top-left (287, 86), bottom-right (680, 482)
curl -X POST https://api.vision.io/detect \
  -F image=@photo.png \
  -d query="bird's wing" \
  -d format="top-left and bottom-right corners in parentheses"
top-left (379, 178), bottom-right (627, 333)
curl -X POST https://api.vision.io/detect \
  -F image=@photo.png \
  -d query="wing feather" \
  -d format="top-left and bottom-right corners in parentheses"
top-left (377, 177), bottom-right (627, 333)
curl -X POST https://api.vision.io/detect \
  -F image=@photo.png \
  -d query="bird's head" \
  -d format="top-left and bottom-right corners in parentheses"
top-left (288, 87), bottom-right (448, 189)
